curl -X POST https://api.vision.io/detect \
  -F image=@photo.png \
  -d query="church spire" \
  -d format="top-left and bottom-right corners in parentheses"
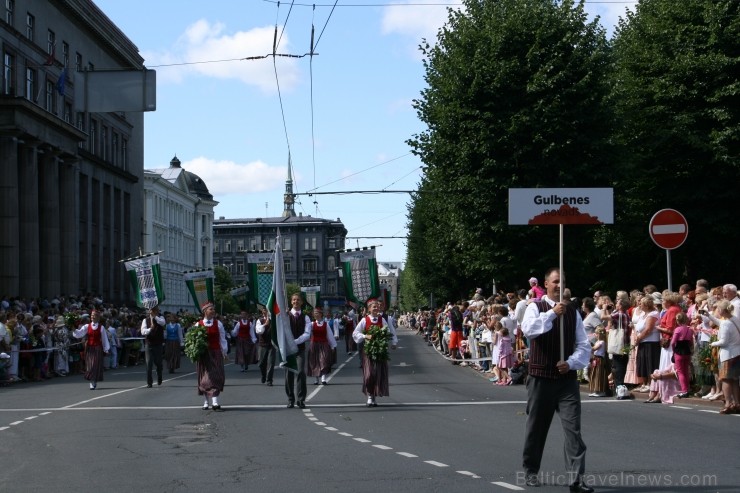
top-left (282, 152), bottom-right (296, 217)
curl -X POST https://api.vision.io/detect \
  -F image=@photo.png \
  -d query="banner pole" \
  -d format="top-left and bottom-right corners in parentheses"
top-left (559, 224), bottom-right (565, 362)
top-left (666, 249), bottom-right (672, 292)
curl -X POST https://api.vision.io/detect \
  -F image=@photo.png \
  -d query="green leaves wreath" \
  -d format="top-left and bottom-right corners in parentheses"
top-left (364, 325), bottom-right (393, 362)
top-left (184, 325), bottom-right (208, 362)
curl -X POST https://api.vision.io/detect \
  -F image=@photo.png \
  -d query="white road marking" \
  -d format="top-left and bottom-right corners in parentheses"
top-left (457, 470), bottom-right (480, 478)
top-left (491, 481), bottom-right (525, 490)
top-left (338, 432), bottom-right (353, 437)
top-left (324, 426), bottom-right (338, 431)
top-left (314, 421), bottom-right (327, 426)
top-left (424, 460), bottom-right (448, 468)
top-left (396, 452), bottom-right (418, 458)
top-left (372, 445), bottom-right (393, 450)
top-left (353, 438), bottom-right (371, 443)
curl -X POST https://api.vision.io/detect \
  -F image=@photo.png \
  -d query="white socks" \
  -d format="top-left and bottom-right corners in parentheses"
top-left (211, 396), bottom-right (219, 406)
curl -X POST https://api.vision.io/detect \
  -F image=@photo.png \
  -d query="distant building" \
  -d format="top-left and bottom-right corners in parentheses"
top-left (0, 0), bottom-right (144, 302)
top-left (213, 161), bottom-right (347, 302)
top-left (378, 262), bottom-right (402, 310)
top-left (143, 156), bottom-right (218, 312)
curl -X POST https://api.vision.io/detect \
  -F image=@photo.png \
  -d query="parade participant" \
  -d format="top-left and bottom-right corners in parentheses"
top-left (255, 307), bottom-right (276, 386)
top-left (285, 294), bottom-right (311, 409)
top-left (140, 305), bottom-right (166, 388)
top-left (231, 310), bottom-right (257, 373)
top-left (164, 313), bottom-right (184, 374)
top-left (353, 299), bottom-right (398, 407)
top-left (521, 268), bottom-right (593, 492)
top-left (197, 302), bottom-right (228, 410)
top-left (343, 309), bottom-right (357, 355)
top-left (72, 309), bottom-right (110, 390)
top-left (308, 307), bottom-right (337, 385)
top-left (51, 316), bottom-right (70, 376)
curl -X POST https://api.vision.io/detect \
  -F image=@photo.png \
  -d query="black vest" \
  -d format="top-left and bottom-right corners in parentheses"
top-left (528, 301), bottom-right (577, 380)
top-left (289, 312), bottom-right (306, 351)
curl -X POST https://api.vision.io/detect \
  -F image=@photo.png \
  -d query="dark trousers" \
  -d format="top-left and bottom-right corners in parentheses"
top-left (284, 349), bottom-right (307, 404)
top-left (610, 354), bottom-right (628, 388)
top-left (523, 376), bottom-right (586, 483)
top-left (145, 344), bottom-right (163, 385)
top-left (258, 344), bottom-right (276, 383)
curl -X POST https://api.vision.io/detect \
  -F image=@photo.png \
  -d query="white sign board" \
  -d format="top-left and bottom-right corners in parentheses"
top-left (508, 188), bottom-right (614, 225)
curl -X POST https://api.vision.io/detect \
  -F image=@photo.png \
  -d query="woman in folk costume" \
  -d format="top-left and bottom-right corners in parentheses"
top-left (72, 309), bottom-right (110, 390)
top-left (231, 310), bottom-right (257, 373)
top-left (353, 299), bottom-right (398, 407)
top-left (197, 302), bottom-right (228, 410)
top-left (164, 313), bottom-right (184, 374)
top-left (308, 307), bottom-right (337, 385)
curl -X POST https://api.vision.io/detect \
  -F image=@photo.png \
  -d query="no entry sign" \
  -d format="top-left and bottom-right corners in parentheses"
top-left (649, 209), bottom-right (688, 250)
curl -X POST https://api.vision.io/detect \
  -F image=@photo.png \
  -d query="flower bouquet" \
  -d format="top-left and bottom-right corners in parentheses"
top-left (64, 312), bottom-right (80, 329)
top-left (184, 325), bottom-right (208, 362)
top-left (698, 337), bottom-right (718, 373)
top-left (364, 325), bottom-right (393, 362)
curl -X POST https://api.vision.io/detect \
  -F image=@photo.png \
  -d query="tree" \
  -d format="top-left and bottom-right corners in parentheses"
top-left (607, 0), bottom-right (740, 288)
top-left (213, 266), bottom-right (239, 315)
top-left (406, 0), bottom-right (614, 296)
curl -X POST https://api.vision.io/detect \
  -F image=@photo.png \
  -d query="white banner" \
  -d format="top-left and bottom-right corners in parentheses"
top-left (247, 252), bottom-right (274, 264)
top-left (508, 188), bottom-right (613, 225)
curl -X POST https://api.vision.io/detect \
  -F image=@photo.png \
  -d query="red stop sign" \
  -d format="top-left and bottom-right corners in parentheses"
top-left (649, 209), bottom-right (688, 250)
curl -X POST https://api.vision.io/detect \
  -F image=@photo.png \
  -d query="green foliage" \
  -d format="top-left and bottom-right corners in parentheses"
top-left (404, 0), bottom-right (740, 295)
top-left (184, 324), bottom-right (208, 362)
top-left (363, 325), bottom-right (393, 362)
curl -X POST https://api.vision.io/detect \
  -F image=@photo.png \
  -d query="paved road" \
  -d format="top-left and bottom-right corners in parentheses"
top-left (1, 328), bottom-right (738, 492)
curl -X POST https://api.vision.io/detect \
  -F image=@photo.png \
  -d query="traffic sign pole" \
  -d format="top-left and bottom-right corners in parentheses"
top-left (649, 209), bottom-right (688, 292)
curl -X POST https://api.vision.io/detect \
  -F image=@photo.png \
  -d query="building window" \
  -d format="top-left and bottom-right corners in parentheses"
top-left (304, 237), bottom-right (317, 251)
top-left (89, 119), bottom-right (97, 154)
top-left (62, 41), bottom-right (69, 67)
top-left (237, 239), bottom-right (244, 252)
top-left (303, 259), bottom-right (317, 273)
top-left (5, 0), bottom-right (13, 26)
top-left (112, 132), bottom-right (118, 166)
top-left (3, 52), bottom-right (13, 95)
top-left (25, 65), bottom-right (35, 102)
top-left (45, 79), bottom-right (54, 111)
top-left (101, 126), bottom-right (108, 161)
top-left (236, 260), bottom-right (245, 274)
top-left (63, 102), bottom-right (71, 123)
top-left (224, 240), bottom-right (231, 252)
top-left (327, 255), bottom-right (335, 271)
top-left (328, 238), bottom-right (336, 249)
top-left (284, 258), bottom-right (291, 273)
top-left (121, 138), bottom-right (128, 170)
top-left (75, 52), bottom-right (82, 72)
top-left (328, 280), bottom-right (336, 295)
top-left (213, 240), bottom-right (220, 253)
top-left (249, 238), bottom-right (257, 251)
top-left (47, 29), bottom-right (55, 59)
top-left (25, 12), bottom-right (33, 41)
top-left (284, 237), bottom-right (291, 251)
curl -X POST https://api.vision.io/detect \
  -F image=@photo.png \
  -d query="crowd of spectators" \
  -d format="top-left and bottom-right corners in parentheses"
top-left (401, 278), bottom-right (740, 414)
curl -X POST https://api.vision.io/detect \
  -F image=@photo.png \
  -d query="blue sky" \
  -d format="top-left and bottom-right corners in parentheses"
top-left (93, 0), bottom-right (635, 263)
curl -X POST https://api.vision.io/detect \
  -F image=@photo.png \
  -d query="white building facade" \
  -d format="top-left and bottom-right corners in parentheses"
top-left (143, 156), bottom-right (218, 312)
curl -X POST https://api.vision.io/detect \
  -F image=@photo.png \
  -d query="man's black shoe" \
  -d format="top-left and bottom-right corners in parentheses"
top-left (297, 401), bottom-right (306, 409)
top-left (525, 474), bottom-right (540, 487)
top-left (569, 483), bottom-right (594, 493)
top-left (286, 402), bottom-right (295, 408)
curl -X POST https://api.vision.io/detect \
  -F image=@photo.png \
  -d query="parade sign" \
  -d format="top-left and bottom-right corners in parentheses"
top-left (123, 252), bottom-right (165, 310)
top-left (339, 247), bottom-right (380, 306)
top-left (649, 209), bottom-right (688, 250)
top-left (183, 268), bottom-right (214, 312)
top-left (508, 188), bottom-right (614, 225)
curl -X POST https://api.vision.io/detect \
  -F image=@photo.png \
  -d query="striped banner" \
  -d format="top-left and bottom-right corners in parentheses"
top-left (123, 252), bottom-right (165, 309)
top-left (339, 248), bottom-right (380, 306)
top-left (184, 269), bottom-right (214, 311)
top-left (247, 252), bottom-right (274, 307)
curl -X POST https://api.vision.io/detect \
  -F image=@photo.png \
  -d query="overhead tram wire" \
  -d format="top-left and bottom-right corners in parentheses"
top-left (262, 1), bottom-right (636, 8)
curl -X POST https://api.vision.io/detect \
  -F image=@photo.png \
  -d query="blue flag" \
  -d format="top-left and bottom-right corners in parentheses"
top-left (56, 69), bottom-right (66, 96)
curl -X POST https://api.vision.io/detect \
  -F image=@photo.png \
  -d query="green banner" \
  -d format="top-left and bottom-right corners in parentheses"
top-left (339, 248), bottom-right (380, 306)
top-left (183, 269), bottom-right (214, 312)
top-left (123, 252), bottom-right (165, 309)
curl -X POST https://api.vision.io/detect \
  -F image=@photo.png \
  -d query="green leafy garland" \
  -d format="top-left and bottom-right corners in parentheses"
top-left (364, 325), bottom-right (393, 362)
top-left (184, 325), bottom-right (208, 362)
top-left (698, 336), bottom-right (718, 373)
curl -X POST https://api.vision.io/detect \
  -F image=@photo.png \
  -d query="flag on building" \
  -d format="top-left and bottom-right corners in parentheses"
top-left (56, 68), bottom-right (67, 96)
top-left (339, 247), bottom-right (380, 306)
top-left (266, 230), bottom-right (298, 372)
top-left (184, 268), bottom-right (214, 312)
top-left (123, 252), bottom-right (165, 309)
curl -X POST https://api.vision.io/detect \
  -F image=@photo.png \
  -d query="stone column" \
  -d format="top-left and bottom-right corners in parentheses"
top-left (19, 143), bottom-right (40, 297)
top-left (0, 136), bottom-right (20, 295)
top-left (39, 150), bottom-right (62, 298)
top-left (59, 160), bottom-right (79, 296)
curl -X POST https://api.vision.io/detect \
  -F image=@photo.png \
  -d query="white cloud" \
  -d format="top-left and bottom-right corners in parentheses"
top-left (183, 156), bottom-right (286, 195)
top-left (142, 20), bottom-right (300, 92)
top-left (380, 2), bottom-right (452, 58)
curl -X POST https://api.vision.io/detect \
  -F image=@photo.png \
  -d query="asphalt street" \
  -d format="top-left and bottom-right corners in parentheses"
top-left (1, 327), bottom-right (738, 493)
